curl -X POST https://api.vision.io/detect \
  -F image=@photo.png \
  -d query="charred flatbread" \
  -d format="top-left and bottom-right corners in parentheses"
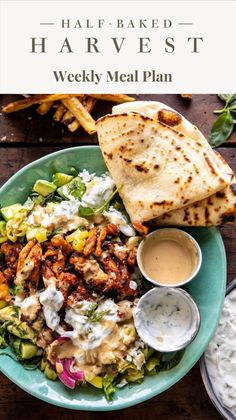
top-left (96, 112), bottom-right (231, 224)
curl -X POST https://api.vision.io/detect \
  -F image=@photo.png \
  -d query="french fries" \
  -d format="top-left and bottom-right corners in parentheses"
top-left (37, 101), bottom-right (54, 115)
top-left (2, 93), bottom-right (135, 136)
top-left (62, 97), bottom-right (96, 135)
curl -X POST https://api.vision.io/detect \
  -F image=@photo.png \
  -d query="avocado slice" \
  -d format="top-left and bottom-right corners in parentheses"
top-left (52, 172), bottom-right (73, 187)
top-left (33, 180), bottom-right (57, 197)
top-left (20, 341), bottom-right (38, 359)
top-left (57, 176), bottom-right (86, 200)
top-left (0, 306), bottom-right (17, 322)
top-left (1, 204), bottom-right (23, 221)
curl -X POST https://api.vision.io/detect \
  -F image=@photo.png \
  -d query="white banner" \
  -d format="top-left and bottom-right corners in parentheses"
top-left (0, 0), bottom-right (235, 93)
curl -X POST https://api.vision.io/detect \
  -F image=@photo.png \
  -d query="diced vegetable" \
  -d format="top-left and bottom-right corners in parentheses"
top-left (52, 172), bottom-right (73, 187)
top-left (20, 341), bottom-right (38, 359)
top-left (0, 306), bottom-right (17, 322)
top-left (7, 319), bottom-right (36, 341)
top-left (1, 204), bottom-right (23, 221)
top-left (86, 375), bottom-right (103, 389)
top-left (145, 356), bottom-right (161, 372)
top-left (44, 364), bottom-right (58, 381)
top-left (26, 227), bottom-right (47, 243)
top-left (57, 177), bottom-right (86, 200)
top-left (103, 375), bottom-right (117, 401)
top-left (33, 180), bottom-right (57, 197)
top-left (0, 300), bottom-right (7, 309)
top-left (0, 221), bottom-right (7, 243)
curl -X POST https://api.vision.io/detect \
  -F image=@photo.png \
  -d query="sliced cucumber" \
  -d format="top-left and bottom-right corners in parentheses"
top-left (44, 363), bottom-right (57, 380)
top-left (57, 176), bottom-right (86, 200)
top-left (33, 180), bottom-right (57, 197)
top-left (20, 341), bottom-right (38, 359)
top-left (52, 172), bottom-right (73, 187)
top-left (1, 204), bottom-right (23, 221)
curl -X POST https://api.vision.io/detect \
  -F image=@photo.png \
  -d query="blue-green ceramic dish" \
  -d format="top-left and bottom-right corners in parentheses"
top-left (0, 146), bottom-right (226, 411)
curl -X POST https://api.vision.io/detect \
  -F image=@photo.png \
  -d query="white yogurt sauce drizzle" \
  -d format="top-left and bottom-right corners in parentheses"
top-left (205, 288), bottom-right (236, 416)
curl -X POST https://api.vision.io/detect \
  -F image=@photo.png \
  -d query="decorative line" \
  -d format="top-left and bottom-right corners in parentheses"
top-left (40, 23), bottom-right (55, 26)
top-left (178, 23), bottom-right (193, 25)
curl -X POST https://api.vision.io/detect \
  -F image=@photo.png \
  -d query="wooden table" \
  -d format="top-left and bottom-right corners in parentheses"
top-left (0, 94), bottom-right (235, 420)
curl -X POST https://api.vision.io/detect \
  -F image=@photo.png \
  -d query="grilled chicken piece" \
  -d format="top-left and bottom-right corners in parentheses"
top-left (132, 221), bottom-right (149, 235)
top-left (95, 223), bottom-right (119, 257)
top-left (0, 271), bottom-right (11, 302)
top-left (70, 253), bottom-right (110, 289)
top-left (67, 284), bottom-right (91, 307)
top-left (15, 241), bottom-right (42, 293)
top-left (127, 247), bottom-right (137, 266)
top-left (42, 241), bottom-right (78, 297)
top-left (83, 227), bottom-right (97, 257)
top-left (56, 272), bottom-right (78, 299)
top-left (36, 327), bottom-right (54, 350)
top-left (1, 241), bottom-right (23, 282)
top-left (51, 235), bottom-right (73, 255)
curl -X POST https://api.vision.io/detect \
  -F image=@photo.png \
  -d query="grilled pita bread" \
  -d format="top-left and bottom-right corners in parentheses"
top-left (96, 112), bottom-right (231, 224)
top-left (112, 101), bottom-right (236, 226)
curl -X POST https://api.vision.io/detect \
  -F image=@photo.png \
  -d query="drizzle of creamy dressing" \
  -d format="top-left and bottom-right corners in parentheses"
top-left (82, 175), bottom-right (115, 208)
top-left (135, 289), bottom-right (196, 351)
top-left (39, 286), bottom-right (64, 330)
top-left (28, 200), bottom-right (88, 233)
top-left (14, 293), bottom-right (38, 310)
top-left (104, 206), bottom-right (135, 237)
top-left (60, 299), bottom-right (119, 350)
top-left (205, 289), bottom-right (236, 416)
top-left (48, 298), bottom-right (145, 379)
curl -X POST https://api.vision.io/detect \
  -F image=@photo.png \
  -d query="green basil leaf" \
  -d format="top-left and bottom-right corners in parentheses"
top-left (209, 111), bottom-right (234, 148)
top-left (218, 94), bottom-right (236, 106)
top-left (78, 206), bottom-right (94, 217)
top-left (230, 111), bottom-right (236, 124)
top-left (228, 100), bottom-right (236, 112)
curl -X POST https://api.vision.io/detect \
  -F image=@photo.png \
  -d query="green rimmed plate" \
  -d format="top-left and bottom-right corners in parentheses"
top-left (0, 146), bottom-right (226, 411)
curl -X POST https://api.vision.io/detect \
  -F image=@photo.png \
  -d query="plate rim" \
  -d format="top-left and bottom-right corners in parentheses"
top-left (0, 146), bottom-right (227, 411)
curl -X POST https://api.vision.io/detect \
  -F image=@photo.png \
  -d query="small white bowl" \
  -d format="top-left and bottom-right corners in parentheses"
top-left (134, 287), bottom-right (201, 352)
top-left (137, 228), bottom-right (202, 287)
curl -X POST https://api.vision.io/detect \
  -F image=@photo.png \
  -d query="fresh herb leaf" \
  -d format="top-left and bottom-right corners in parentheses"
top-left (89, 310), bottom-right (111, 323)
top-left (209, 110), bottom-right (234, 147)
top-left (84, 303), bottom-right (111, 323)
top-left (103, 374), bottom-right (117, 401)
top-left (84, 302), bottom-right (98, 317)
top-left (79, 187), bottom-right (119, 218)
top-left (78, 206), bottom-right (94, 217)
top-left (218, 94), bottom-right (236, 107)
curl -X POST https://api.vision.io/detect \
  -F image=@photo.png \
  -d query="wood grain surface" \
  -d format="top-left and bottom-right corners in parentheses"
top-left (0, 95), bottom-right (235, 420)
top-left (1, 94), bottom-right (236, 145)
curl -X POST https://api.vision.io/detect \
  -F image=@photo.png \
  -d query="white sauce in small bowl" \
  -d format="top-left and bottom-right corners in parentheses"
top-left (205, 287), bottom-right (236, 417)
top-left (134, 287), bottom-right (200, 352)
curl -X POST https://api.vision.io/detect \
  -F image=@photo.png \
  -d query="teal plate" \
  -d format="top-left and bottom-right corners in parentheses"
top-left (0, 146), bottom-right (226, 411)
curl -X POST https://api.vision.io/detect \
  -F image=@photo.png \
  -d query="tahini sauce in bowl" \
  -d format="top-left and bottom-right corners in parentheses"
top-left (137, 228), bottom-right (202, 287)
